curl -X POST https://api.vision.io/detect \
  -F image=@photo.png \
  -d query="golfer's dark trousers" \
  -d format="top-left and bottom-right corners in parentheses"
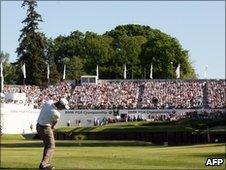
top-left (36, 123), bottom-right (55, 167)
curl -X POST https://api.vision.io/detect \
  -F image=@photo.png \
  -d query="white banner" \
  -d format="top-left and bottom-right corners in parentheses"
top-left (176, 64), bottom-right (180, 79)
top-left (47, 63), bottom-right (50, 79)
top-left (22, 63), bottom-right (26, 79)
top-left (204, 65), bottom-right (208, 79)
top-left (63, 64), bottom-right (66, 80)
top-left (96, 65), bottom-right (99, 79)
top-left (124, 64), bottom-right (127, 79)
top-left (150, 64), bottom-right (153, 79)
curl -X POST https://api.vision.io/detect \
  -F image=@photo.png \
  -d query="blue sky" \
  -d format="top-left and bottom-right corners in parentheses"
top-left (1, 1), bottom-right (225, 79)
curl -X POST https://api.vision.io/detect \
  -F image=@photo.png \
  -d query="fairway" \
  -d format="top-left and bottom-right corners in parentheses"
top-left (1, 137), bottom-right (225, 169)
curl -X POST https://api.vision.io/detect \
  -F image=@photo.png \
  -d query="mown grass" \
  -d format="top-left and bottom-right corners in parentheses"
top-left (0, 134), bottom-right (37, 141)
top-left (1, 119), bottom-right (225, 169)
top-left (1, 137), bottom-right (225, 169)
top-left (0, 134), bottom-right (26, 140)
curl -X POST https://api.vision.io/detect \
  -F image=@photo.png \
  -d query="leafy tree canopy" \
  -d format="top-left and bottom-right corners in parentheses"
top-left (13, 2), bottom-right (196, 85)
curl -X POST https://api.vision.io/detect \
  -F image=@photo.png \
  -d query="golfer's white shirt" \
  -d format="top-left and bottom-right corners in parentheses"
top-left (37, 100), bottom-right (60, 127)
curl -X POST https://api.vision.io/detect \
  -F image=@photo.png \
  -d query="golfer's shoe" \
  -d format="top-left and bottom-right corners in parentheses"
top-left (39, 164), bottom-right (55, 170)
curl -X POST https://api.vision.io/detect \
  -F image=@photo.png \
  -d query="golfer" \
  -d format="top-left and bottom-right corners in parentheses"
top-left (36, 98), bottom-right (69, 170)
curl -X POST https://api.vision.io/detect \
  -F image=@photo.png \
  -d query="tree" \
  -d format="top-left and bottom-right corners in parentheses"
top-left (142, 33), bottom-right (196, 79)
top-left (83, 33), bottom-right (114, 78)
top-left (0, 51), bottom-right (10, 63)
top-left (105, 24), bottom-right (196, 79)
top-left (112, 35), bottom-right (146, 79)
top-left (54, 31), bottom-right (85, 71)
top-left (16, 0), bottom-right (47, 85)
top-left (50, 24), bottom-right (196, 79)
top-left (104, 24), bottom-right (155, 39)
top-left (45, 39), bottom-right (60, 85)
top-left (66, 56), bottom-right (86, 80)
top-left (3, 63), bottom-right (17, 85)
top-left (0, 52), bottom-right (17, 84)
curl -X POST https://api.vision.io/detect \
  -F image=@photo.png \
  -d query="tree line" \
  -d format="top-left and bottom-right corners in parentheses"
top-left (0, 0), bottom-right (196, 86)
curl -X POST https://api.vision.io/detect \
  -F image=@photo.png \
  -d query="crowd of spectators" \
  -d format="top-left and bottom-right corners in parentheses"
top-left (3, 85), bottom-right (21, 93)
top-left (112, 109), bottom-right (225, 123)
top-left (2, 80), bottom-right (225, 109)
top-left (147, 112), bottom-right (185, 122)
top-left (184, 109), bottom-right (225, 120)
top-left (141, 80), bottom-right (203, 109)
top-left (69, 82), bottom-right (139, 109)
top-left (206, 80), bottom-right (226, 109)
top-left (3, 81), bottom-right (72, 108)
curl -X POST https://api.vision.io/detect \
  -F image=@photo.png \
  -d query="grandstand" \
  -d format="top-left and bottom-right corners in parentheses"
top-left (2, 79), bottom-right (226, 110)
top-left (1, 79), bottom-right (225, 132)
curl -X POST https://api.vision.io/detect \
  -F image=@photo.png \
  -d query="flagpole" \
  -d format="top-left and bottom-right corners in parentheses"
top-left (204, 65), bottom-right (208, 79)
top-left (0, 77), bottom-right (3, 93)
top-left (150, 64), bottom-right (153, 79)
top-left (63, 64), bottom-right (66, 80)
top-left (96, 64), bottom-right (99, 80)
top-left (124, 64), bottom-right (127, 79)
top-left (0, 61), bottom-right (3, 92)
top-left (47, 63), bottom-right (49, 83)
top-left (176, 64), bottom-right (180, 79)
top-left (22, 63), bottom-right (26, 85)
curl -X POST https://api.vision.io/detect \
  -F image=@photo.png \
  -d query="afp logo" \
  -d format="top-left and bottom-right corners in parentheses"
top-left (205, 158), bottom-right (224, 166)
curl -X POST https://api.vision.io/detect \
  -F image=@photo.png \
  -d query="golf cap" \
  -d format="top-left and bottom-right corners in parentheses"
top-left (59, 98), bottom-right (70, 110)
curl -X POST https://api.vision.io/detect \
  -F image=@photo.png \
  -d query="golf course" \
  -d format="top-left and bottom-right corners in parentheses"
top-left (1, 134), bottom-right (225, 169)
